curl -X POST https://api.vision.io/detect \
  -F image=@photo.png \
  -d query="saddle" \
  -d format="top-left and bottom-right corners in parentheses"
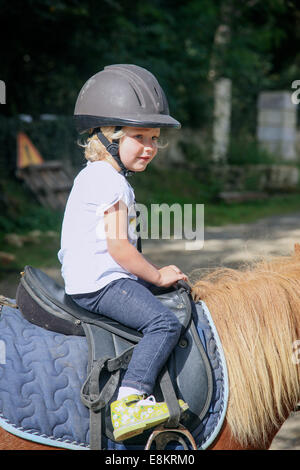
top-left (16, 266), bottom-right (214, 450)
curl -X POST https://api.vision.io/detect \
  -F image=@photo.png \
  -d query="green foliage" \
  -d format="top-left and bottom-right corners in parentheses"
top-left (1, 161), bottom-right (300, 276)
top-left (0, 0), bottom-right (299, 251)
top-left (132, 164), bottom-right (220, 207)
top-left (204, 193), bottom-right (300, 226)
top-left (0, 178), bottom-right (63, 234)
top-left (0, 232), bottom-right (61, 276)
top-left (227, 137), bottom-right (277, 165)
top-left (1, 0), bottom-right (299, 132)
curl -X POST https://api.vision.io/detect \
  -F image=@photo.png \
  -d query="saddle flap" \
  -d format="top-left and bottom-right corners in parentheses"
top-left (17, 266), bottom-right (142, 342)
top-left (155, 287), bottom-right (192, 332)
top-left (16, 266), bottom-right (213, 445)
top-left (17, 266), bottom-right (193, 341)
top-left (101, 318), bottom-right (214, 443)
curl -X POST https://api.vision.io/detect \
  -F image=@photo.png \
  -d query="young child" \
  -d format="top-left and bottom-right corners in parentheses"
top-left (58, 64), bottom-right (189, 441)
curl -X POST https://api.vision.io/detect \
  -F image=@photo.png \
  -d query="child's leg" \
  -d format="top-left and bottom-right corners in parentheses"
top-left (72, 278), bottom-right (188, 440)
top-left (72, 278), bottom-right (182, 395)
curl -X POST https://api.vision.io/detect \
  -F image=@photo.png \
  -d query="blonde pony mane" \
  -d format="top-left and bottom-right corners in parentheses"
top-left (192, 245), bottom-right (300, 447)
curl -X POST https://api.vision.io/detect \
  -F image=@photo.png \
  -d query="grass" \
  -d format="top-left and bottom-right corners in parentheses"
top-left (203, 194), bottom-right (300, 226)
top-left (133, 165), bottom-right (300, 227)
top-left (1, 167), bottom-right (300, 279)
top-left (0, 178), bottom-right (63, 278)
top-left (0, 232), bottom-right (61, 280)
top-left (133, 165), bottom-right (219, 205)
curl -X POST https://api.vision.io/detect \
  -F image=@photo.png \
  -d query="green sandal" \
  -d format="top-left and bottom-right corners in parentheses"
top-left (111, 394), bottom-right (189, 442)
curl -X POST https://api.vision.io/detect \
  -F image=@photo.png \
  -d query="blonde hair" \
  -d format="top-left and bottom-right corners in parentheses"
top-left (79, 126), bottom-right (126, 163)
top-left (79, 126), bottom-right (167, 165)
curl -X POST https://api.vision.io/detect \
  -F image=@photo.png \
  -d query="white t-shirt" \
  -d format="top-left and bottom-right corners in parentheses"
top-left (58, 161), bottom-right (138, 294)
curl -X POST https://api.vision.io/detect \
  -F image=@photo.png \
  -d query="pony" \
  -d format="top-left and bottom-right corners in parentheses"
top-left (0, 245), bottom-right (300, 450)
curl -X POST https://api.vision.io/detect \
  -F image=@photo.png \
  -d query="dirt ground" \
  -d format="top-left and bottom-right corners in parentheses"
top-left (1, 211), bottom-right (300, 450)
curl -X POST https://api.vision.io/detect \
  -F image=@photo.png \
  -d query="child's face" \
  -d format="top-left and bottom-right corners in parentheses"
top-left (119, 127), bottom-right (160, 172)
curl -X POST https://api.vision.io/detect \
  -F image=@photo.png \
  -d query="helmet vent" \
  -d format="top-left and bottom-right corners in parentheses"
top-left (74, 64), bottom-right (181, 131)
top-left (133, 87), bottom-right (143, 108)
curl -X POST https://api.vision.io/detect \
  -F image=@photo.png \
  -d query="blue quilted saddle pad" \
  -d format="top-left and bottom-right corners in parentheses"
top-left (0, 301), bottom-right (228, 450)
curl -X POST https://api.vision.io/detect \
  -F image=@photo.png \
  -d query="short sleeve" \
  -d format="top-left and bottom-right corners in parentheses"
top-left (80, 162), bottom-right (128, 215)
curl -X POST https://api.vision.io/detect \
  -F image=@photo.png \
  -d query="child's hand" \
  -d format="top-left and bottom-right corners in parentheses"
top-left (157, 265), bottom-right (188, 288)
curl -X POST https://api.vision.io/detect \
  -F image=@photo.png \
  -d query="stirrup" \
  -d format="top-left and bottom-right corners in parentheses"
top-left (144, 423), bottom-right (198, 450)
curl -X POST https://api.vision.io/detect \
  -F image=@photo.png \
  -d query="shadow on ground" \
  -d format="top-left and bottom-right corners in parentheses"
top-left (1, 212), bottom-right (300, 449)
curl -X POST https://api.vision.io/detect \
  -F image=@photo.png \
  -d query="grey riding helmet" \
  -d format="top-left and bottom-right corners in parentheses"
top-left (74, 64), bottom-right (181, 177)
top-left (74, 64), bottom-right (181, 133)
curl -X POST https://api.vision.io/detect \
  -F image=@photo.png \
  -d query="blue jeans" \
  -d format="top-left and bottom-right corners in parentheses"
top-left (71, 278), bottom-right (181, 395)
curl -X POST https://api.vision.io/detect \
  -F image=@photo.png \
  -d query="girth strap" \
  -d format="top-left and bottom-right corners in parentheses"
top-left (80, 322), bottom-right (135, 450)
top-left (81, 356), bottom-right (118, 450)
top-left (80, 324), bottom-right (183, 449)
top-left (15, 266), bottom-right (218, 449)
top-left (158, 367), bottom-right (181, 428)
top-left (80, 348), bottom-right (134, 450)
top-left (80, 356), bottom-right (120, 411)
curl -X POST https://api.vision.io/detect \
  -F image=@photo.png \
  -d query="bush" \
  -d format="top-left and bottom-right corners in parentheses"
top-left (0, 178), bottom-right (63, 234)
top-left (227, 136), bottom-right (278, 165)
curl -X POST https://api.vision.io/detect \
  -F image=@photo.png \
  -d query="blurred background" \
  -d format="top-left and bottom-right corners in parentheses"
top-left (0, 0), bottom-right (300, 450)
top-left (0, 0), bottom-right (300, 274)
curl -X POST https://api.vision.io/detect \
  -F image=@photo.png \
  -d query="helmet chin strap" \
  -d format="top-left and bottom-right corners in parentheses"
top-left (95, 129), bottom-right (135, 178)
top-left (95, 129), bottom-right (142, 252)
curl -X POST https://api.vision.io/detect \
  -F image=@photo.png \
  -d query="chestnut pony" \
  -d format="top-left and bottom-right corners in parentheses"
top-left (1, 246), bottom-right (300, 450)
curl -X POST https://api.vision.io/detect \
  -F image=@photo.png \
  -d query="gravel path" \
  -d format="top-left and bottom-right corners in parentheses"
top-left (1, 211), bottom-right (300, 449)
top-left (142, 211), bottom-right (300, 450)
